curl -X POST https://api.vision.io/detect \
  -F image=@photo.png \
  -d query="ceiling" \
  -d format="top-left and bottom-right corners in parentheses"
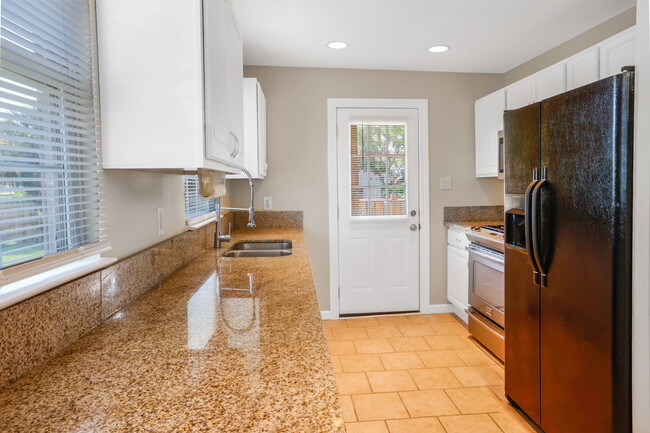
top-left (233, 0), bottom-right (636, 73)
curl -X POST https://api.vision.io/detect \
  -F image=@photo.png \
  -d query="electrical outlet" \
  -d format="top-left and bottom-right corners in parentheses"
top-left (157, 208), bottom-right (164, 236)
top-left (264, 196), bottom-right (272, 210)
top-left (440, 177), bottom-right (452, 190)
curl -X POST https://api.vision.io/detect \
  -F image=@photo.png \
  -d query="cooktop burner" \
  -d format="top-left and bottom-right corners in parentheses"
top-left (481, 224), bottom-right (504, 234)
top-left (466, 224), bottom-right (505, 251)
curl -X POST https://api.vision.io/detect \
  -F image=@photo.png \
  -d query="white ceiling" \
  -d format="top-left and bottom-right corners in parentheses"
top-left (233, 0), bottom-right (636, 73)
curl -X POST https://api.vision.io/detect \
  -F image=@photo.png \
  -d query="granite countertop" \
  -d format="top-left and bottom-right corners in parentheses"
top-left (0, 228), bottom-right (345, 432)
top-left (444, 220), bottom-right (504, 229)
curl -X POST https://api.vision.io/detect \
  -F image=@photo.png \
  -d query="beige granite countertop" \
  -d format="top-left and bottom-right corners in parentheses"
top-left (0, 228), bottom-right (345, 432)
top-left (444, 220), bottom-right (504, 229)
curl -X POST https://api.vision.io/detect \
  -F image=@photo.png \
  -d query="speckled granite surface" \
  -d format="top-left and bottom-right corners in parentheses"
top-left (443, 205), bottom-right (504, 222)
top-left (0, 228), bottom-right (345, 433)
top-left (235, 211), bottom-right (303, 229)
top-left (0, 221), bottom-right (221, 388)
top-left (444, 220), bottom-right (505, 229)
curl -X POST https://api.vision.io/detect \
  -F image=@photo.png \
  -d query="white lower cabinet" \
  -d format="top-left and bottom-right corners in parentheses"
top-left (447, 229), bottom-right (470, 323)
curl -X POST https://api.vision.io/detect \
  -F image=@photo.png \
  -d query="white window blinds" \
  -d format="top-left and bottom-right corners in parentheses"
top-left (184, 175), bottom-right (215, 221)
top-left (0, 0), bottom-right (104, 271)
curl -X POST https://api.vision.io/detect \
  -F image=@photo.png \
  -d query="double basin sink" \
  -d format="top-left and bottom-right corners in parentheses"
top-left (222, 240), bottom-right (292, 258)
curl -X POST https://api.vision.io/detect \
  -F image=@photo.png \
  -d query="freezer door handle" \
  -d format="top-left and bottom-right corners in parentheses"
top-left (531, 167), bottom-right (548, 285)
top-left (524, 169), bottom-right (540, 280)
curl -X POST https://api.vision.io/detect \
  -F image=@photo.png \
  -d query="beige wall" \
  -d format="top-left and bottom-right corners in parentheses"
top-left (229, 66), bottom-right (504, 310)
top-left (103, 172), bottom-right (233, 260)
top-left (504, 7), bottom-right (637, 86)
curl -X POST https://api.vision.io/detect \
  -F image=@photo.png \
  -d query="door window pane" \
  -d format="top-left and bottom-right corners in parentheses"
top-left (350, 123), bottom-right (406, 217)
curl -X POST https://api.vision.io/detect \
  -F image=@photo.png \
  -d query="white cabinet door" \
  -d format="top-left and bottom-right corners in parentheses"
top-left (447, 245), bottom-right (469, 323)
top-left (228, 6), bottom-right (244, 168)
top-left (506, 78), bottom-right (533, 110)
top-left (257, 83), bottom-right (267, 177)
top-left (566, 47), bottom-right (600, 90)
top-left (475, 89), bottom-right (505, 178)
top-left (203, 0), bottom-right (231, 165)
top-left (532, 63), bottom-right (566, 101)
top-left (599, 27), bottom-right (636, 79)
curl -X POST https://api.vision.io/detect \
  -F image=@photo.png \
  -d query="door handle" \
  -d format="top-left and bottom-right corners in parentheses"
top-left (525, 168), bottom-right (540, 279)
top-left (409, 224), bottom-right (418, 231)
top-left (531, 167), bottom-right (548, 285)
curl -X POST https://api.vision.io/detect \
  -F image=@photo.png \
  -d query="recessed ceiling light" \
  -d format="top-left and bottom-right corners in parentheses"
top-left (428, 45), bottom-right (450, 53)
top-left (328, 41), bottom-right (349, 50)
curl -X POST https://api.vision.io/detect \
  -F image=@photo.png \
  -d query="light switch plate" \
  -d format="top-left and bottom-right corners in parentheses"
top-left (264, 197), bottom-right (272, 210)
top-left (440, 177), bottom-right (452, 190)
top-left (157, 208), bottom-right (165, 236)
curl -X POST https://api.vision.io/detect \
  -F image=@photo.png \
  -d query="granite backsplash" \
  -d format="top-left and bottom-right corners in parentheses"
top-left (443, 205), bottom-right (504, 222)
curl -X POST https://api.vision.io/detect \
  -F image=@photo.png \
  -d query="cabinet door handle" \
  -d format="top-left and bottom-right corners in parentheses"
top-left (232, 134), bottom-right (240, 158)
top-left (229, 132), bottom-right (237, 158)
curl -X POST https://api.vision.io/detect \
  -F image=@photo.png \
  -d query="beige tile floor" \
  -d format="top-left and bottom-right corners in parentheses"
top-left (324, 313), bottom-right (537, 433)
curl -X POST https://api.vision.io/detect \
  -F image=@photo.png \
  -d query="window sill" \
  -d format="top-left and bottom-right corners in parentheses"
top-left (186, 212), bottom-right (228, 231)
top-left (0, 255), bottom-right (117, 311)
top-left (186, 216), bottom-right (217, 231)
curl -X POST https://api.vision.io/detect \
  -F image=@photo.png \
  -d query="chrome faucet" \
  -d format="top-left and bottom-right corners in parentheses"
top-left (214, 168), bottom-right (256, 248)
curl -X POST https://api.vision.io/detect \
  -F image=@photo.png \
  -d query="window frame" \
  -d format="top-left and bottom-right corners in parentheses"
top-left (184, 174), bottom-right (217, 230)
top-left (0, 0), bottom-right (111, 299)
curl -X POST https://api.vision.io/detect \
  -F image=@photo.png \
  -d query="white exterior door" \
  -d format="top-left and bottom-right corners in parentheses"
top-left (337, 108), bottom-right (420, 315)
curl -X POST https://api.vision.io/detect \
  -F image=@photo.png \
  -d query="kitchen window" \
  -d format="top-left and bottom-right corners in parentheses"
top-left (184, 175), bottom-right (216, 229)
top-left (0, 0), bottom-right (111, 301)
top-left (350, 123), bottom-right (407, 217)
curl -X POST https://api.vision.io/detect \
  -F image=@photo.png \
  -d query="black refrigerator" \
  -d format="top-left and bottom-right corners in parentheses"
top-left (503, 70), bottom-right (634, 433)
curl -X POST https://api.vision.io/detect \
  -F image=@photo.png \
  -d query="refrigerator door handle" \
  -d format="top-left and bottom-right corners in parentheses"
top-left (524, 169), bottom-right (540, 280)
top-left (531, 173), bottom-right (548, 285)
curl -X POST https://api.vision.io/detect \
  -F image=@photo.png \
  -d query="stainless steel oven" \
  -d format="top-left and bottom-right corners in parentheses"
top-left (466, 239), bottom-right (505, 360)
top-left (468, 242), bottom-right (505, 327)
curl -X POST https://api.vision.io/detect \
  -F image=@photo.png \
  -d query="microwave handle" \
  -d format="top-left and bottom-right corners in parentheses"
top-left (497, 130), bottom-right (505, 179)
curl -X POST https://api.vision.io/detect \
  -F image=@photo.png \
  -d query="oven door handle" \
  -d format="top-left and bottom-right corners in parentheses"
top-left (468, 245), bottom-right (505, 263)
top-left (524, 176), bottom-right (540, 275)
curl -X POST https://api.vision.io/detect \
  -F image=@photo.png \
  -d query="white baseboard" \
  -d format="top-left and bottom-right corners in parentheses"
top-left (420, 303), bottom-right (455, 314)
top-left (321, 304), bottom-right (454, 321)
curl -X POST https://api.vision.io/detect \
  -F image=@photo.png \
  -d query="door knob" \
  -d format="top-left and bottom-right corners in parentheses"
top-left (409, 224), bottom-right (418, 231)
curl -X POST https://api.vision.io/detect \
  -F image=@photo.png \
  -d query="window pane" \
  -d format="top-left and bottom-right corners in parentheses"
top-left (350, 122), bottom-right (407, 217)
top-left (388, 156), bottom-right (406, 185)
top-left (184, 175), bottom-right (216, 220)
top-left (0, 0), bottom-right (100, 269)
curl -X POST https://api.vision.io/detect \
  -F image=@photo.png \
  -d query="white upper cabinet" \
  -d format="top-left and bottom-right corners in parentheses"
top-left (532, 63), bottom-right (566, 101)
top-left (506, 64), bottom-right (566, 110)
top-left (97, 0), bottom-right (244, 173)
top-left (506, 79), bottom-right (533, 110)
top-left (477, 27), bottom-right (636, 178)
top-left (475, 89), bottom-right (506, 178)
top-left (566, 47), bottom-right (600, 91)
top-left (599, 27), bottom-right (636, 79)
top-left (227, 78), bottom-right (267, 180)
top-left (227, 7), bottom-right (245, 168)
top-left (204, 0), bottom-right (231, 166)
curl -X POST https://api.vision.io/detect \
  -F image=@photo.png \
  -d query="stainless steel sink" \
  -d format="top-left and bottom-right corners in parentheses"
top-left (229, 240), bottom-right (292, 250)
top-left (223, 250), bottom-right (292, 258)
